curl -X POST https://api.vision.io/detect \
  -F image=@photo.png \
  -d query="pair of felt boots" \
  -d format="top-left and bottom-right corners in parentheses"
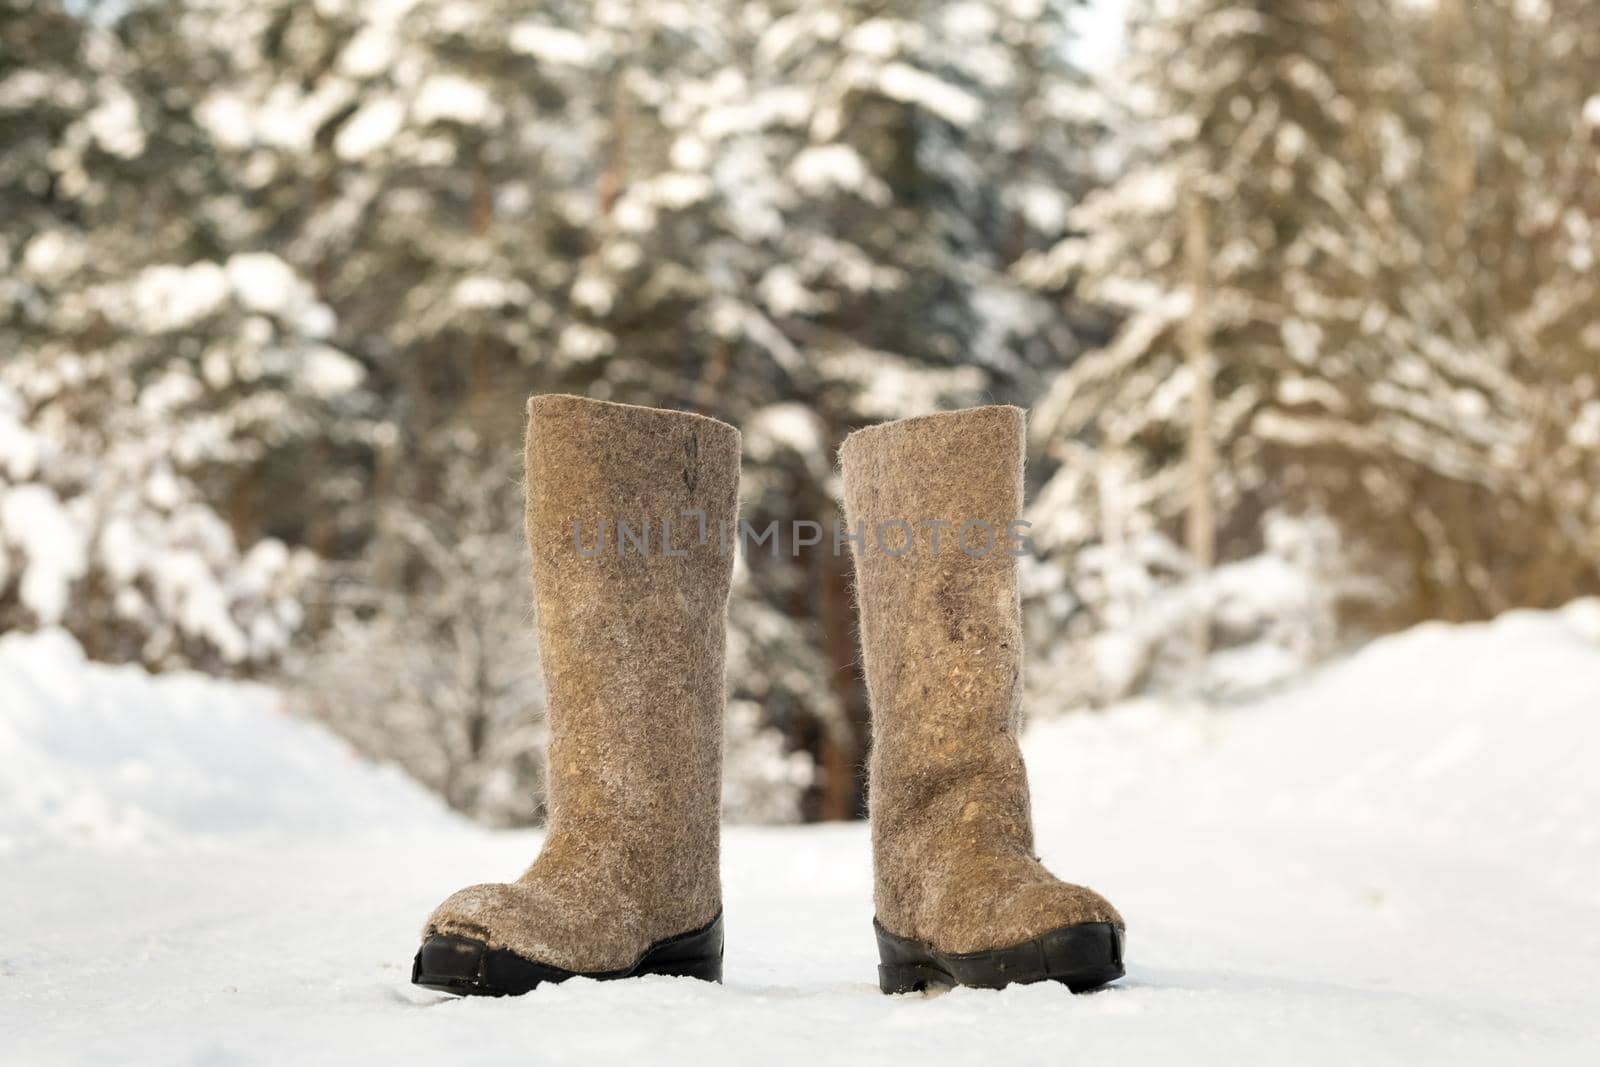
top-left (412, 395), bottom-right (1125, 997)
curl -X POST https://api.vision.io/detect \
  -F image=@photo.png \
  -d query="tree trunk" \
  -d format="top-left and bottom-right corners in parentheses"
top-left (1181, 177), bottom-right (1216, 664)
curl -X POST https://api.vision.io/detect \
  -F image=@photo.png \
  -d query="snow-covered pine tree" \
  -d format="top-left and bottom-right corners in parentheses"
top-left (152, 0), bottom-right (822, 822)
top-left (1231, 0), bottom-right (1600, 625)
top-left (1014, 0), bottom-right (1399, 699)
top-left (1, 0), bottom-right (364, 671)
top-left (1017, 0), bottom-right (1600, 705)
top-left (583, 0), bottom-right (1113, 810)
top-left (13, 0), bottom-right (1114, 820)
top-left (1355, 0), bottom-right (1600, 620)
top-left (294, 448), bottom-right (549, 826)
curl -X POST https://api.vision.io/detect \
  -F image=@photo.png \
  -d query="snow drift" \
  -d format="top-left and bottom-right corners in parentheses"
top-left (2, 605), bottom-right (1599, 1065)
top-left (0, 627), bottom-right (450, 855)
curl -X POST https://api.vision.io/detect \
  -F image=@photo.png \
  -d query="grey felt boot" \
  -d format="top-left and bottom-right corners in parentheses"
top-left (413, 395), bottom-right (739, 996)
top-left (840, 406), bottom-right (1125, 994)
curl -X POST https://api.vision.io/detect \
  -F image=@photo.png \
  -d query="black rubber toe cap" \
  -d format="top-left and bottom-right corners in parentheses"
top-left (412, 912), bottom-right (724, 997)
top-left (413, 934), bottom-right (575, 996)
top-left (876, 919), bottom-right (1125, 994)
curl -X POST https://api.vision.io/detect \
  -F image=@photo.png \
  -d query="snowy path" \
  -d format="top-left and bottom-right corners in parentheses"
top-left (4, 608), bottom-right (1600, 1065)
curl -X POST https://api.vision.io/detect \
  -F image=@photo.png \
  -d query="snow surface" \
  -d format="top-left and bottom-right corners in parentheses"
top-left (4, 606), bottom-right (1600, 1065)
top-left (0, 629), bottom-right (450, 854)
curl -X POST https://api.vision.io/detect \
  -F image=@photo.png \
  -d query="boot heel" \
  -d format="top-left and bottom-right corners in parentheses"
top-left (635, 911), bottom-right (724, 984)
top-left (874, 919), bottom-right (953, 994)
top-left (878, 962), bottom-right (950, 994)
top-left (642, 954), bottom-right (723, 983)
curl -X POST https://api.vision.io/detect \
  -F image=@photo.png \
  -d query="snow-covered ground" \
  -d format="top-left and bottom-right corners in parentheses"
top-left (4, 605), bottom-right (1599, 1066)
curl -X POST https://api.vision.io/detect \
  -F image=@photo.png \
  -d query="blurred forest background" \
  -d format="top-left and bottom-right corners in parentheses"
top-left (2, 0), bottom-right (1597, 825)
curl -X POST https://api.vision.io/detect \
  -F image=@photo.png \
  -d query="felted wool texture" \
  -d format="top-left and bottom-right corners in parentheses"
top-left (839, 405), bottom-right (1124, 956)
top-left (423, 394), bottom-right (739, 973)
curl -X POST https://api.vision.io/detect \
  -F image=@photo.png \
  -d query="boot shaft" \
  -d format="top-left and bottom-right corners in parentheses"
top-left (839, 406), bottom-right (1038, 932)
top-left (525, 394), bottom-right (739, 895)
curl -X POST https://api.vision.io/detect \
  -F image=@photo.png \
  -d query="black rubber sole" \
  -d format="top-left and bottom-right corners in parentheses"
top-left (412, 911), bottom-right (724, 996)
top-left (875, 918), bottom-right (1124, 994)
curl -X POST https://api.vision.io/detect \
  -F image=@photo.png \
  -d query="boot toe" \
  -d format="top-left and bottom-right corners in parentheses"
top-left (422, 881), bottom-right (529, 945)
top-left (885, 875), bottom-right (1126, 993)
top-left (421, 882), bottom-right (593, 968)
top-left (421, 880), bottom-right (647, 975)
top-left (1001, 878), bottom-right (1124, 938)
top-left (924, 870), bottom-right (1124, 955)
top-left (412, 930), bottom-right (577, 996)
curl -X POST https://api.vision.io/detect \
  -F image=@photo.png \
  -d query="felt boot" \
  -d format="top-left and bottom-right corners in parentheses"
top-left (413, 395), bottom-right (738, 996)
top-left (839, 405), bottom-right (1125, 994)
